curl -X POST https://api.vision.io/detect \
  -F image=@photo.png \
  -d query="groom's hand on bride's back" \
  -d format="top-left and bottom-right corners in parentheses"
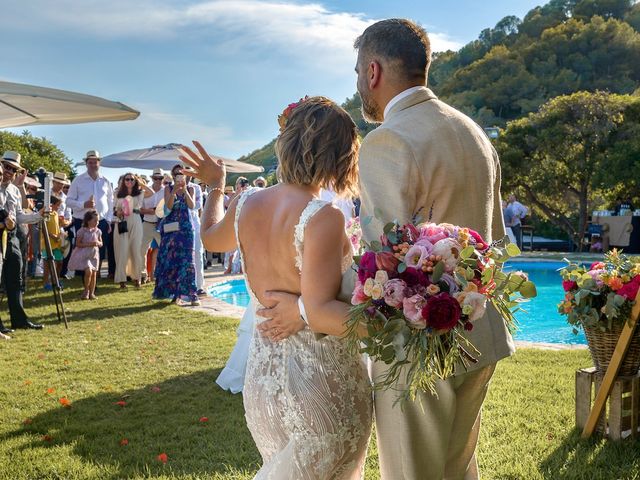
top-left (256, 291), bottom-right (305, 341)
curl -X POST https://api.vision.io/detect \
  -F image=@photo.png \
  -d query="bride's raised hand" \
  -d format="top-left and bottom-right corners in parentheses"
top-left (179, 140), bottom-right (226, 188)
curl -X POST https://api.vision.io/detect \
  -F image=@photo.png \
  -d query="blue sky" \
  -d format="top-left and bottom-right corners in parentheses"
top-left (1, 0), bottom-right (542, 181)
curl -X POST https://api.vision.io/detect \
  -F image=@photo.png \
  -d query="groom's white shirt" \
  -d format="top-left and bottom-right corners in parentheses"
top-left (383, 86), bottom-right (424, 120)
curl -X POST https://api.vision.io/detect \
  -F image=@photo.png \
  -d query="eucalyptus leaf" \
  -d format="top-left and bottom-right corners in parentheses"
top-left (519, 281), bottom-right (537, 298)
top-left (398, 262), bottom-right (407, 274)
top-left (506, 243), bottom-right (521, 257)
top-left (431, 261), bottom-right (445, 283)
top-left (460, 246), bottom-right (475, 259)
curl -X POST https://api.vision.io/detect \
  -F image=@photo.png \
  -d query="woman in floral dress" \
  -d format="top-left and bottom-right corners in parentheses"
top-left (153, 166), bottom-right (199, 306)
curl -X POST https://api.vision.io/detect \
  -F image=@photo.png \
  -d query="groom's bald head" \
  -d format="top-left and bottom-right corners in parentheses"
top-left (354, 19), bottom-right (431, 84)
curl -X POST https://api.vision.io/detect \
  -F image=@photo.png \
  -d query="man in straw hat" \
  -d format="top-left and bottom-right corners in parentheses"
top-left (66, 150), bottom-right (114, 277)
top-left (0, 151), bottom-right (44, 329)
top-left (139, 167), bottom-right (166, 283)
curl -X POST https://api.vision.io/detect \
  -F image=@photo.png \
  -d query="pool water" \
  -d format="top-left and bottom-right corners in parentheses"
top-left (209, 279), bottom-right (252, 308)
top-left (209, 261), bottom-right (586, 345)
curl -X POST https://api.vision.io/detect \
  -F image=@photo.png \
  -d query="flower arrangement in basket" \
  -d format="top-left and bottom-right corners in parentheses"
top-left (345, 217), bottom-right (536, 402)
top-left (558, 250), bottom-right (640, 375)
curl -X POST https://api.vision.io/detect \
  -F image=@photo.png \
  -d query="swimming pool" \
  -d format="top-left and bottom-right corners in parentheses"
top-left (209, 261), bottom-right (586, 345)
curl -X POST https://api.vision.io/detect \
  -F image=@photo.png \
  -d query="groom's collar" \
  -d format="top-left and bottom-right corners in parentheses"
top-left (383, 86), bottom-right (438, 122)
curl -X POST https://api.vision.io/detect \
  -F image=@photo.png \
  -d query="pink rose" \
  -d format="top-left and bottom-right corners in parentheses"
top-left (468, 229), bottom-right (488, 250)
top-left (383, 279), bottom-right (407, 308)
top-left (586, 269), bottom-right (605, 288)
top-left (404, 245), bottom-right (429, 270)
top-left (420, 224), bottom-right (449, 244)
top-left (376, 251), bottom-right (400, 273)
top-left (562, 280), bottom-right (577, 292)
top-left (358, 251), bottom-right (377, 283)
top-left (351, 282), bottom-right (369, 305)
top-left (402, 294), bottom-right (428, 329)
top-left (618, 275), bottom-right (640, 301)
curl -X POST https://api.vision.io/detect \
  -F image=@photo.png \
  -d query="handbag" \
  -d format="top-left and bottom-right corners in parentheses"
top-left (163, 222), bottom-right (179, 233)
top-left (117, 219), bottom-right (128, 235)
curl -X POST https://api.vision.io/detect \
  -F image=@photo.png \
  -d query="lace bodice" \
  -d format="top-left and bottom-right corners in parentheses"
top-left (235, 188), bottom-right (372, 480)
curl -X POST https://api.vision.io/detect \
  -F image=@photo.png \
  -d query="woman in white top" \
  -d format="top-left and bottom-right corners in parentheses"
top-left (113, 174), bottom-right (153, 288)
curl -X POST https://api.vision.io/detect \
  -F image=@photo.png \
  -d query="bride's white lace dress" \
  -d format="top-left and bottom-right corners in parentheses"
top-left (235, 189), bottom-right (372, 480)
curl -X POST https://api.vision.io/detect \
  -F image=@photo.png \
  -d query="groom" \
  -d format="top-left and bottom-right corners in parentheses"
top-left (258, 18), bottom-right (514, 480)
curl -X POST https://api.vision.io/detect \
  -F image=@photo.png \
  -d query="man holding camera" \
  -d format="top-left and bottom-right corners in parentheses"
top-left (66, 150), bottom-right (114, 276)
top-left (0, 151), bottom-right (44, 330)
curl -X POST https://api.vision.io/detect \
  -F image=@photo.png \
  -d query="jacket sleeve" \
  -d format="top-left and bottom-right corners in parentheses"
top-left (358, 127), bottom-right (420, 244)
top-left (490, 147), bottom-right (506, 243)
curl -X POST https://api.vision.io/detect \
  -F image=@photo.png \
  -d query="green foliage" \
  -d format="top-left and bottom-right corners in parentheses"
top-left (496, 91), bottom-right (640, 248)
top-left (0, 278), bottom-right (639, 478)
top-left (0, 130), bottom-right (74, 177)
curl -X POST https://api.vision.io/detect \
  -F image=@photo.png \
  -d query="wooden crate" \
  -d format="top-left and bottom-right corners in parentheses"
top-left (576, 367), bottom-right (640, 440)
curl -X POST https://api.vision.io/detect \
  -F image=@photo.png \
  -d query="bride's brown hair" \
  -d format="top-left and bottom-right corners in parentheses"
top-left (275, 96), bottom-right (359, 197)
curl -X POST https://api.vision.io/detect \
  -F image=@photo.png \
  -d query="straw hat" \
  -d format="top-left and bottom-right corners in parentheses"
top-left (24, 176), bottom-right (42, 190)
top-left (84, 150), bottom-right (101, 161)
top-left (1, 151), bottom-right (23, 171)
top-left (52, 172), bottom-right (70, 186)
top-left (152, 168), bottom-right (164, 178)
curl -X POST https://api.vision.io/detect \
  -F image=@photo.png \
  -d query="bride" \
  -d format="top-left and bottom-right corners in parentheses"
top-left (181, 96), bottom-right (372, 479)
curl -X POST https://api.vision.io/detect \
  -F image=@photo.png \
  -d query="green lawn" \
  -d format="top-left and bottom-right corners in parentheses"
top-left (1, 278), bottom-right (639, 479)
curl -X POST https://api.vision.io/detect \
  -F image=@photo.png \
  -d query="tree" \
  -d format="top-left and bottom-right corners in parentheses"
top-left (0, 130), bottom-right (74, 176)
top-left (496, 91), bottom-right (639, 249)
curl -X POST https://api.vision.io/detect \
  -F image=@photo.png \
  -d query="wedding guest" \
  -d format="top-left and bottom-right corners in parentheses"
top-left (66, 150), bottom-right (114, 276)
top-left (505, 194), bottom-right (528, 248)
top-left (0, 151), bottom-right (43, 330)
top-left (153, 167), bottom-right (199, 306)
top-left (113, 173), bottom-right (153, 289)
top-left (253, 176), bottom-right (267, 188)
top-left (68, 210), bottom-right (102, 300)
top-left (24, 178), bottom-right (41, 278)
top-left (177, 165), bottom-right (205, 294)
top-left (0, 161), bottom-right (18, 335)
top-left (139, 168), bottom-right (165, 283)
top-left (41, 195), bottom-right (65, 291)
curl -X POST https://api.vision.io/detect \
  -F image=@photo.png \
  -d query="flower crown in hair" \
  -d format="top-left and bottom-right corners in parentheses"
top-left (278, 96), bottom-right (309, 132)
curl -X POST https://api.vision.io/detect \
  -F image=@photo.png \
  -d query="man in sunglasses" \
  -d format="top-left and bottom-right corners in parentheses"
top-left (0, 151), bottom-right (44, 330)
top-left (66, 150), bottom-right (115, 277)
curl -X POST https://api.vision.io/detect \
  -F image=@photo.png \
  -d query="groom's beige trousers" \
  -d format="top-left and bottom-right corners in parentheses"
top-left (373, 363), bottom-right (496, 480)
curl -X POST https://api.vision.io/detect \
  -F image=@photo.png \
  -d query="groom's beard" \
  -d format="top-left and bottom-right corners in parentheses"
top-left (359, 90), bottom-right (383, 124)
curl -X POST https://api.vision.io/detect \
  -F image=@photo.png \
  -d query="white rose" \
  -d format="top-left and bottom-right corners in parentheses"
top-left (431, 238), bottom-right (461, 272)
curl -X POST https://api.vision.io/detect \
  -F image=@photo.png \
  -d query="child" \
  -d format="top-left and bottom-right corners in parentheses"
top-left (68, 210), bottom-right (102, 300)
top-left (41, 195), bottom-right (65, 291)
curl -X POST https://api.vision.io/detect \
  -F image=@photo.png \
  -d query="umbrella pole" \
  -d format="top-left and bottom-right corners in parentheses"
top-left (41, 216), bottom-right (68, 328)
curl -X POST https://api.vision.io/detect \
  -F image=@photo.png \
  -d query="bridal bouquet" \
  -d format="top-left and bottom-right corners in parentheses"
top-left (345, 219), bottom-right (536, 401)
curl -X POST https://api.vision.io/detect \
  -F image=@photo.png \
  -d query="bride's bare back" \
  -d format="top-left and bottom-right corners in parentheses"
top-left (236, 184), bottom-right (348, 308)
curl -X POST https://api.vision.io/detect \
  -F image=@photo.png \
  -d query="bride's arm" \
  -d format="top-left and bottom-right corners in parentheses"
top-left (200, 191), bottom-right (238, 253)
top-left (300, 206), bottom-right (352, 337)
top-left (178, 140), bottom-right (237, 253)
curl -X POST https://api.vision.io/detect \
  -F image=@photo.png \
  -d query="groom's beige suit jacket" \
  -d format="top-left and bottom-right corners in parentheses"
top-left (341, 87), bottom-right (515, 372)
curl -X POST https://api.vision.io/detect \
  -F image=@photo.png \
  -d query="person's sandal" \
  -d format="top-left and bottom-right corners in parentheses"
top-left (120, 282), bottom-right (127, 289)
top-left (80, 290), bottom-right (90, 300)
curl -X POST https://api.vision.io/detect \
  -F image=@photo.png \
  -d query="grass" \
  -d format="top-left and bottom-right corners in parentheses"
top-left (1, 278), bottom-right (639, 479)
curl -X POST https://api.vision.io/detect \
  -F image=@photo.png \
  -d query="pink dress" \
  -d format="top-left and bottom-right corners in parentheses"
top-left (68, 227), bottom-right (101, 272)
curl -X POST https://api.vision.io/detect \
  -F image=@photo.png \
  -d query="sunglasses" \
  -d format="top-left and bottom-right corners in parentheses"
top-left (152, 176), bottom-right (163, 181)
top-left (2, 163), bottom-right (18, 173)
top-left (124, 177), bottom-right (135, 182)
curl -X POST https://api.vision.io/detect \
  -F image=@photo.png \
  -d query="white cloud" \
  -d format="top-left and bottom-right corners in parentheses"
top-left (5, 1), bottom-right (462, 68)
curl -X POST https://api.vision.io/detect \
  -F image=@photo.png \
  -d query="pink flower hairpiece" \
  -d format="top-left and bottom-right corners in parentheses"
top-left (278, 96), bottom-right (309, 132)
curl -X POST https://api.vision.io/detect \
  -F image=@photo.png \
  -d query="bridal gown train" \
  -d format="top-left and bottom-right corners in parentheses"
top-left (235, 189), bottom-right (373, 480)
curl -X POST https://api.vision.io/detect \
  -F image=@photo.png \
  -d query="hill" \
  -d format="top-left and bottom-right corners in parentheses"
top-left (238, 0), bottom-right (640, 171)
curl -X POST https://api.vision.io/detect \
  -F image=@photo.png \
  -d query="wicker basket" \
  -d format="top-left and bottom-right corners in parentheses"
top-left (584, 322), bottom-right (640, 377)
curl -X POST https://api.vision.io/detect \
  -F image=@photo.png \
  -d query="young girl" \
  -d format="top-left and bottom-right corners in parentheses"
top-left (41, 195), bottom-right (65, 291)
top-left (68, 210), bottom-right (102, 300)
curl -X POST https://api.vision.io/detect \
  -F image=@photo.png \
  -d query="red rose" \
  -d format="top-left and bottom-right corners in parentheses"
top-left (358, 251), bottom-right (377, 283)
top-left (617, 276), bottom-right (640, 301)
top-left (376, 251), bottom-right (400, 273)
top-left (421, 292), bottom-right (462, 332)
top-left (400, 267), bottom-right (430, 287)
top-left (562, 280), bottom-right (578, 292)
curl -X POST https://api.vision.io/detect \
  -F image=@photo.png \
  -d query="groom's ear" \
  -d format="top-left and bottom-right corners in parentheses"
top-left (368, 60), bottom-right (382, 89)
